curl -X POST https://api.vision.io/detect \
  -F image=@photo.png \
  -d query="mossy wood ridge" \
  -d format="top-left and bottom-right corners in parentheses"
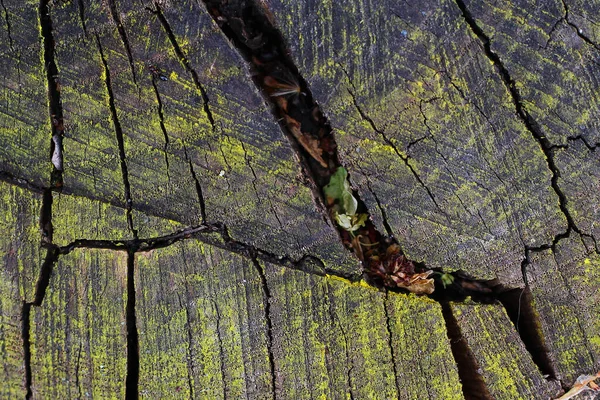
top-left (0, 0), bottom-right (598, 399)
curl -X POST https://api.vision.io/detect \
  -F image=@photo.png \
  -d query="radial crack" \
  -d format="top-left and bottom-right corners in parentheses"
top-left (21, 302), bottom-right (33, 400)
top-left (497, 287), bottom-right (558, 380)
top-left (346, 85), bottom-right (446, 215)
top-left (454, 0), bottom-right (594, 250)
top-left (383, 292), bottom-right (401, 399)
top-left (148, 3), bottom-right (215, 130)
top-left (197, 0), bottom-right (513, 300)
top-left (150, 78), bottom-right (171, 182)
top-left (107, 0), bottom-right (137, 84)
top-left (1, 0), bottom-right (14, 52)
top-left (76, 0), bottom-right (87, 36)
top-left (251, 258), bottom-right (277, 399)
top-left (561, 0), bottom-right (600, 52)
top-left (182, 145), bottom-right (207, 223)
top-left (212, 300), bottom-right (228, 399)
top-left (125, 251), bottom-right (139, 399)
top-left (96, 34), bottom-right (137, 238)
top-left (176, 293), bottom-right (195, 399)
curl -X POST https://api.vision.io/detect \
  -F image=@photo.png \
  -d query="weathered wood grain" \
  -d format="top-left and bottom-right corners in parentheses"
top-left (0, 181), bottom-right (41, 398)
top-left (135, 242), bottom-right (273, 399)
top-left (527, 236), bottom-right (600, 385)
top-left (29, 249), bottom-right (129, 399)
top-left (1, 0), bottom-right (599, 398)
top-left (0, 181), bottom-right (43, 303)
top-left (263, 0), bottom-right (566, 285)
top-left (264, 265), bottom-right (463, 399)
top-left (0, 0), bottom-right (49, 188)
top-left (451, 303), bottom-right (562, 398)
top-left (46, 0), bottom-right (356, 272)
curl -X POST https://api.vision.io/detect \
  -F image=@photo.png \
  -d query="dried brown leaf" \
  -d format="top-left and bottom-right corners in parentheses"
top-left (285, 117), bottom-right (328, 168)
top-left (555, 372), bottom-right (600, 400)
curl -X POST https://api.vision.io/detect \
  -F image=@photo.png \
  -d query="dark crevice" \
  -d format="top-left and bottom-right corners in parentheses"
top-left (53, 222), bottom-right (350, 282)
top-left (75, 342), bottom-right (83, 400)
top-left (383, 292), bottom-right (401, 399)
top-left (566, 135), bottom-right (600, 152)
top-left (250, 258), bottom-right (277, 400)
top-left (76, 0), bottom-right (87, 36)
top-left (33, 246), bottom-right (59, 307)
top-left (1, 0), bottom-right (14, 52)
top-left (440, 302), bottom-right (493, 400)
top-left (176, 293), bottom-right (195, 399)
top-left (39, 0), bottom-right (64, 189)
top-left (454, 0), bottom-right (595, 253)
top-left (212, 300), bottom-right (228, 399)
top-left (150, 78), bottom-right (171, 182)
top-left (199, 0), bottom-right (503, 302)
top-left (34, 189), bottom-right (59, 306)
top-left (22, 302), bottom-right (32, 400)
top-left (39, 189), bottom-right (53, 243)
top-left (561, 0), bottom-right (600, 52)
top-left (125, 251), bottom-right (139, 400)
top-left (107, 0), bottom-right (137, 85)
top-left (182, 145), bottom-right (207, 224)
top-left (148, 3), bottom-right (215, 130)
top-left (95, 35), bottom-right (137, 238)
top-left (497, 287), bottom-right (558, 380)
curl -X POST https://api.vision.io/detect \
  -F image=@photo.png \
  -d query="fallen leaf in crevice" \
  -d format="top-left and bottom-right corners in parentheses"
top-left (285, 115), bottom-right (328, 168)
top-left (555, 372), bottom-right (600, 400)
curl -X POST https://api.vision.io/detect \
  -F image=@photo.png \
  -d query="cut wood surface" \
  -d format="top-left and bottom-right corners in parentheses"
top-left (1, 0), bottom-right (599, 399)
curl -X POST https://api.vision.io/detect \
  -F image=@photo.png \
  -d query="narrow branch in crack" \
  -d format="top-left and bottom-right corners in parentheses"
top-left (22, 302), bottom-right (33, 400)
top-left (125, 251), bottom-right (139, 399)
top-left (107, 0), bottom-right (137, 84)
top-left (39, 0), bottom-right (64, 188)
top-left (1, 0), bottom-right (14, 52)
top-left (150, 78), bottom-right (171, 181)
top-left (95, 34), bottom-right (137, 238)
top-left (251, 258), bottom-right (277, 399)
top-left (454, 0), bottom-right (588, 244)
top-left (148, 3), bottom-right (215, 129)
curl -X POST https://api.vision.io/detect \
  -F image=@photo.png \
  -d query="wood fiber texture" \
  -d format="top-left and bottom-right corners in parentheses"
top-left (0, 0), bottom-right (599, 398)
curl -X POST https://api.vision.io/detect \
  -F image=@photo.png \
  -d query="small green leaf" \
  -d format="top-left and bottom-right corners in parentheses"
top-left (351, 213), bottom-right (368, 231)
top-left (335, 213), bottom-right (353, 230)
top-left (439, 273), bottom-right (455, 288)
top-left (342, 190), bottom-right (358, 215)
top-left (323, 167), bottom-right (348, 202)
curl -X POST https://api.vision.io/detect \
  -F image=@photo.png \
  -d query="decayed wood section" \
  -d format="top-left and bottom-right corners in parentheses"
top-left (0, 0), bottom-right (599, 398)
